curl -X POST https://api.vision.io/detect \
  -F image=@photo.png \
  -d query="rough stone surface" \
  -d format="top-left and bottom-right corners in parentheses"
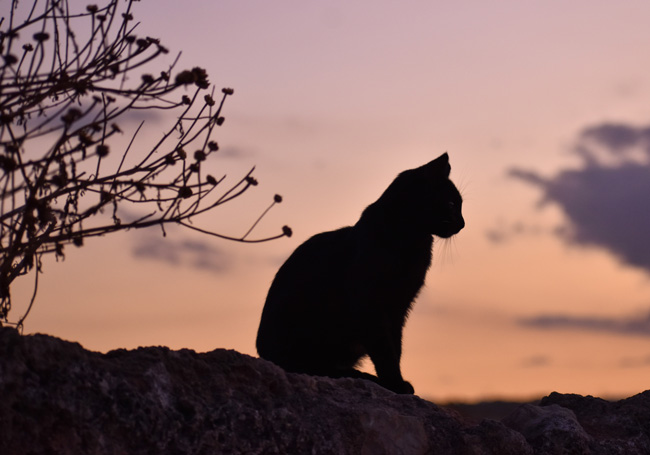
top-left (0, 327), bottom-right (648, 454)
top-left (503, 404), bottom-right (591, 454)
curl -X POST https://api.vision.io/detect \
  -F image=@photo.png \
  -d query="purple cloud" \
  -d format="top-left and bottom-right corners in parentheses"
top-left (520, 355), bottom-right (550, 368)
top-left (580, 123), bottom-right (650, 151)
top-left (509, 122), bottom-right (650, 272)
top-left (620, 354), bottom-right (650, 368)
top-left (519, 310), bottom-right (650, 338)
top-left (132, 233), bottom-right (231, 273)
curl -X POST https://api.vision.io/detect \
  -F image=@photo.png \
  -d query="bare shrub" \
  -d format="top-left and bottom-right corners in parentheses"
top-left (0, 0), bottom-right (291, 329)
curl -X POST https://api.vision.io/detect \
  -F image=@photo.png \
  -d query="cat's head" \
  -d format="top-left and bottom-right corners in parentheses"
top-left (363, 153), bottom-right (465, 237)
top-left (381, 153), bottom-right (464, 237)
top-left (417, 153), bottom-right (465, 238)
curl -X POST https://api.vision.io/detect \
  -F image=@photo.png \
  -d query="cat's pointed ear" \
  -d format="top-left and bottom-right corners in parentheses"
top-left (422, 153), bottom-right (450, 177)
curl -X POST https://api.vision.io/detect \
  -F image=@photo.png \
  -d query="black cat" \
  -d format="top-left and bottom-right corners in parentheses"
top-left (256, 153), bottom-right (464, 394)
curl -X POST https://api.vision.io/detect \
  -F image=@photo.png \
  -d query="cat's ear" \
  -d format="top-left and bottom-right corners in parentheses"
top-left (421, 153), bottom-right (450, 178)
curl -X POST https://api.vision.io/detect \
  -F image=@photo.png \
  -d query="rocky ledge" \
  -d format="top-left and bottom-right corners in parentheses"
top-left (0, 327), bottom-right (648, 454)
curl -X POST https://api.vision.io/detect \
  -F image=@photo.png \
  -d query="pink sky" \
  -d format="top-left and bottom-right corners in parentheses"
top-left (7, 0), bottom-right (650, 401)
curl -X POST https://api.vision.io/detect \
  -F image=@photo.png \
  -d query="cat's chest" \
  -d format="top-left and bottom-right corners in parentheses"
top-left (349, 235), bottom-right (432, 284)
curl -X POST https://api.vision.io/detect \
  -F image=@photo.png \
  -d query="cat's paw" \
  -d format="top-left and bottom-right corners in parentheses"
top-left (383, 379), bottom-right (414, 394)
top-left (396, 380), bottom-right (415, 395)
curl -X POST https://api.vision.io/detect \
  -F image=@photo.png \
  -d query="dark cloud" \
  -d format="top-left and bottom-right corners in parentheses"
top-left (485, 221), bottom-right (546, 244)
top-left (117, 107), bottom-right (166, 126)
top-left (55, 103), bottom-right (166, 130)
top-left (619, 354), bottom-right (650, 368)
top-left (132, 233), bottom-right (230, 272)
top-left (519, 310), bottom-right (650, 338)
top-left (520, 355), bottom-right (550, 368)
top-left (509, 122), bottom-right (650, 272)
top-left (217, 146), bottom-right (254, 160)
top-left (580, 123), bottom-right (650, 152)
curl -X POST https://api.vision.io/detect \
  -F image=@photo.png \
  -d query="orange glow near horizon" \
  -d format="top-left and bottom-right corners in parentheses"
top-left (5, 0), bottom-right (650, 402)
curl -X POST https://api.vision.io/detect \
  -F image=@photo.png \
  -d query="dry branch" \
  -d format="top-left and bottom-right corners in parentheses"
top-left (0, 0), bottom-right (291, 328)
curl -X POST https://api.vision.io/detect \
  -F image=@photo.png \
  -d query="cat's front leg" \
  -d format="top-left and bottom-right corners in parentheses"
top-left (365, 333), bottom-right (414, 394)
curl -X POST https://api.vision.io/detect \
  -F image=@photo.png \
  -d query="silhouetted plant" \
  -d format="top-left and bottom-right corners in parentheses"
top-left (0, 0), bottom-right (291, 329)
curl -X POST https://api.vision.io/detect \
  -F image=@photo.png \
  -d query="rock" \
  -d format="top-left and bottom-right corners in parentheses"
top-left (539, 391), bottom-right (650, 454)
top-left (503, 403), bottom-right (591, 454)
top-left (0, 326), bottom-right (648, 454)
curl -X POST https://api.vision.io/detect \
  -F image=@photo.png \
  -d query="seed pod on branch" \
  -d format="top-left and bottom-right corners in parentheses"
top-left (0, 0), bottom-right (290, 330)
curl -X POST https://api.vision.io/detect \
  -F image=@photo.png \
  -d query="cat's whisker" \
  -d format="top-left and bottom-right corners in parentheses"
top-left (440, 238), bottom-right (454, 267)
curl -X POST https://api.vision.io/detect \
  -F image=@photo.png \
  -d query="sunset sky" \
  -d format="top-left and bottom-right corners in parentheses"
top-left (7, 0), bottom-right (650, 402)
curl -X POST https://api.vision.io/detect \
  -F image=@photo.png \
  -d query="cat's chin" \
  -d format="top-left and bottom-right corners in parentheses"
top-left (433, 221), bottom-right (464, 238)
top-left (433, 228), bottom-right (462, 239)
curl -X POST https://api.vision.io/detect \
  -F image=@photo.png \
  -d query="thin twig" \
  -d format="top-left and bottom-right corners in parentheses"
top-left (0, 0), bottom-right (289, 327)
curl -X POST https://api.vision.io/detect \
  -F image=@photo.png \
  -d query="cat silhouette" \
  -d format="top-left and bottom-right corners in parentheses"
top-left (256, 153), bottom-right (464, 394)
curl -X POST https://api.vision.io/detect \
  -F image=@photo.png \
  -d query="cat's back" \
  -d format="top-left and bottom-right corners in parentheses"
top-left (256, 226), bottom-right (356, 360)
top-left (269, 226), bottom-right (355, 294)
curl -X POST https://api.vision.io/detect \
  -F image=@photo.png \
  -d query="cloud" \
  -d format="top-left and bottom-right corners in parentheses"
top-left (509, 122), bottom-right (650, 272)
top-left (132, 233), bottom-right (231, 273)
top-left (485, 221), bottom-right (546, 244)
top-left (519, 310), bottom-right (650, 338)
top-left (117, 107), bottom-right (166, 126)
top-left (619, 354), bottom-right (650, 368)
top-left (520, 355), bottom-right (550, 368)
top-left (217, 145), bottom-right (254, 160)
top-left (580, 123), bottom-right (650, 152)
